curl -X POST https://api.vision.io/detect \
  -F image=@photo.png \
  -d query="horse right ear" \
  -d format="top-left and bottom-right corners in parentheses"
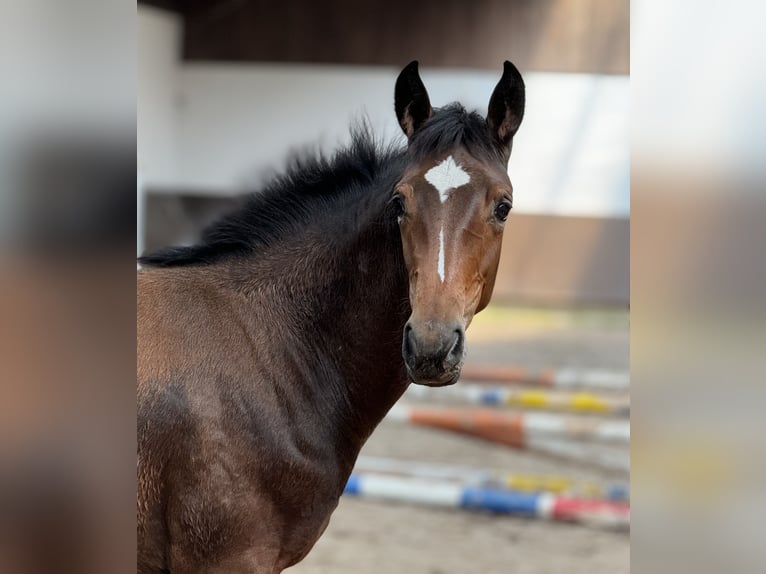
top-left (395, 61), bottom-right (432, 139)
top-left (487, 61), bottom-right (525, 158)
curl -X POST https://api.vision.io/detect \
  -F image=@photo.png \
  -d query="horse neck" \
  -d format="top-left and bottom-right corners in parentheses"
top-left (231, 184), bottom-right (411, 460)
top-left (317, 214), bottom-right (411, 434)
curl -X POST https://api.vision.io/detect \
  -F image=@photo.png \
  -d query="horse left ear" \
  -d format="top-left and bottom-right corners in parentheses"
top-left (487, 61), bottom-right (525, 158)
top-left (395, 61), bottom-right (432, 139)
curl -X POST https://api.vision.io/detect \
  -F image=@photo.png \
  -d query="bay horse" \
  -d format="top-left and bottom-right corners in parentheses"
top-left (137, 60), bottom-right (525, 573)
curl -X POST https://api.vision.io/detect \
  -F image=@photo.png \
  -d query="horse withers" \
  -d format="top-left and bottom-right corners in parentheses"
top-left (137, 61), bottom-right (525, 573)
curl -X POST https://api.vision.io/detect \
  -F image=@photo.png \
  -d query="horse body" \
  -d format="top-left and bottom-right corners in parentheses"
top-left (138, 157), bottom-right (411, 572)
top-left (138, 61), bottom-right (525, 572)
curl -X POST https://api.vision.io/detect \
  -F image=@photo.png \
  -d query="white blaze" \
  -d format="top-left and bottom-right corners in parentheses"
top-left (424, 156), bottom-right (471, 282)
top-left (437, 228), bottom-right (445, 281)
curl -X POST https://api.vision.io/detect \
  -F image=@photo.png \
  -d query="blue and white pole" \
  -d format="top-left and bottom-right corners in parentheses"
top-left (343, 473), bottom-right (630, 530)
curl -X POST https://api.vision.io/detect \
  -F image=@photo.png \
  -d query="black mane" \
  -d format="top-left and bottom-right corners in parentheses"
top-left (139, 105), bottom-right (499, 268)
top-left (138, 126), bottom-right (405, 267)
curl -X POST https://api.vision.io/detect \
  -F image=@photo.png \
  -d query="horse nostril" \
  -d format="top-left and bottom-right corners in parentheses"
top-left (403, 323), bottom-right (416, 359)
top-left (446, 328), bottom-right (464, 362)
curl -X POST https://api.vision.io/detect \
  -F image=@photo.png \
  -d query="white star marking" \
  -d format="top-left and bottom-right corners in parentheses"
top-left (424, 155), bottom-right (471, 203)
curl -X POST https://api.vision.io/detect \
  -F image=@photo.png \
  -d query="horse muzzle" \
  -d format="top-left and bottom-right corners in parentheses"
top-left (402, 320), bottom-right (464, 387)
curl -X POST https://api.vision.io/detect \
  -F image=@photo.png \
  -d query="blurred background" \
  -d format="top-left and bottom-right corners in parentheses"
top-left (138, 1), bottom-right (629, 572)
top-left (4, 0), bottom-right (766, 572)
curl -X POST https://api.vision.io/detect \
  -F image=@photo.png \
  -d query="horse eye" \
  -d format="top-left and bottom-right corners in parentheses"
top-left (392, 195), bottom-right (405, 219)
top-left (494, 201), bottom-right (511, 222)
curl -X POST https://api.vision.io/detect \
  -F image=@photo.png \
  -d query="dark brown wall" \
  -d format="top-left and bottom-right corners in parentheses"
top-left (140, 0), bottom-right (629, 74)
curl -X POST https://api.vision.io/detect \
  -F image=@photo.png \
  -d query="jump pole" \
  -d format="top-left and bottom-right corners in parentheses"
top-left (354, 456), bottom-right (630, 501)
top-left (405, 384), bottom-right (629, 415)
top-left (528, 436), bottom-right (631, 474)
top-left (343, 473), bottom-right (630, 531)
top-left (460, 365), bottom-right (629, 392)
top-left (386, 405), bottom-right (630, 446)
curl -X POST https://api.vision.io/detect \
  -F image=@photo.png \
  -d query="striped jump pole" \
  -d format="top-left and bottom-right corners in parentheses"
top-left (406, 384), bottom-right (629, 416)
top-left (354, 456), bottom-right (630, 501)
top-left (343, 473), bottom-right (630, 531)
top-left (528, 437), bottom-right (630, 474)
top-left (460, 365), bottom-right (629, 392)
top-left (386, 405), bottom-right (630, 446)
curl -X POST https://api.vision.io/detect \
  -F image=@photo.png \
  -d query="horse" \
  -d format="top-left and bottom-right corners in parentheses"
top-left (137, 60), bottom-right (525, 573)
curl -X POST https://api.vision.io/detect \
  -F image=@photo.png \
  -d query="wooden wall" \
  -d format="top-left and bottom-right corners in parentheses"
top-left (140, 0), bottom-right (629, 74)
top-left (495, 213), bottom-right (629, 305)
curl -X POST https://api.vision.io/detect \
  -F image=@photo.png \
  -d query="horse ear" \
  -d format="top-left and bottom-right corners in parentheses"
top-left (395, 61), bottom-right (432, 139)
top-left (487, 61), bottom-right (525, 157)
